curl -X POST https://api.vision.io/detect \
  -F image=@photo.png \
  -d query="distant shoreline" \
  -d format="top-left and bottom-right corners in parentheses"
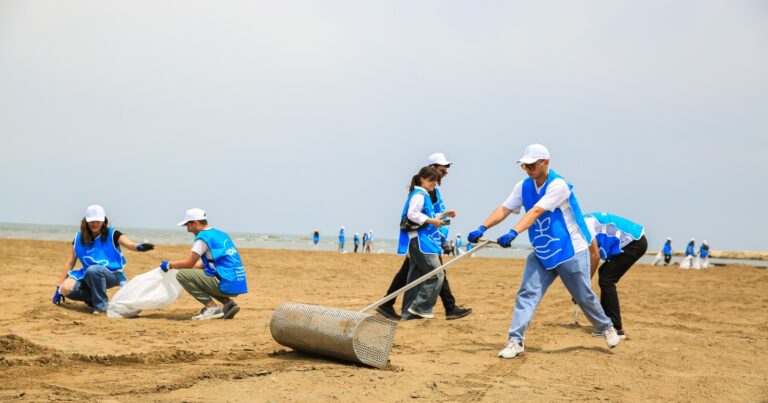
top-left (646, 250), bottom-right (768, 261)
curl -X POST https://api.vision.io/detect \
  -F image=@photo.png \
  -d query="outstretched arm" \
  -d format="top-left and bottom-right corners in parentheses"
top-left (481, 205), bottom-right (515, 231)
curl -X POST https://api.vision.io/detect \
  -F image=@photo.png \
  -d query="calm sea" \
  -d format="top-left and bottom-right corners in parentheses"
top-left (1, 222), bottom-right (764, 267)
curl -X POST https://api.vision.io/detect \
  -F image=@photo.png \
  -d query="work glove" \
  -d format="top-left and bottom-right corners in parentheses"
top-left (160, 261), bottom-right (171, 272)
top-left (497, 229), bottom-right (518, 248)
top-left (52, 286), bottom-right (65, 305)
top-left (467, 226), bottom-right (486, 243)
top-left (135, 243), bottom-right (155, 252)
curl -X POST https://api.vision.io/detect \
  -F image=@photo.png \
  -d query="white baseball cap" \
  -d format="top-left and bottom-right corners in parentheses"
top-left (703, 240), bottom-right (708, 245)
top-left (691, 238), bottom-right (695, 241)
top-left (84, 205), bottom-right (106, 222)
top-left (667, 237), bottom-right (672, 240)
top-left (517, 144), bottom-right (550, 164)
top-left (178, 208), bottom-right (207, 226)
top-left (427, 152), bottom-right (452, 166)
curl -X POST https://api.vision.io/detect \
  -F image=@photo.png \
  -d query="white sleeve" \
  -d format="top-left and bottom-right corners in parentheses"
top-left (535, 178), bottom-right (571, 212)
top-left (191, 239), bottom-right (208, 256)
top-left (584, 216), bottom-right (598, 241)
top-left (501, 181), bottom-right (524, 214)
top-left (406, 193), bottom-right (429, 225)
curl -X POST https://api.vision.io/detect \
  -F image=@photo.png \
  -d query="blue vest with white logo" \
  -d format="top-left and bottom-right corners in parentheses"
top-left (699, 245), bottom-right (709, 258)
top-left (584, 212), bottom-right (644, 260)
top-left (432, 187), bottom-right (449, 240)
top-left (70, 227), bottom-right (127, 283)
top-left (397, 188), bottom-right (443, 255)
top-left (195, 228), bottom-right (248, 295)
top-left (685, 242), bottom-right (695, 256)
top-left (522, 170), bottom-right (592, 270)
top-left (663, 241), bottom-right (672, 255)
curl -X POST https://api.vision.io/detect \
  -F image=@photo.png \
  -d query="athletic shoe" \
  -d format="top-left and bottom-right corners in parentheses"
top-left (375, 305), bottom-right (401, 320)
top-left (498, 340), bottom-right (525, 359)
top-left (406, 307), bottom-right (434, 319)
top-left (222, 301), bottom-right (240, 320)
top-left (445, 306), bottom-right (473, 320)
top-left (191, 306), bottom-right (224, 320)
top-left (592, 329), bottom-right (626, 340)
top-left (572, 303), bottom-right (580, 324)
top-left (603, 326), bottom-right (621, 348)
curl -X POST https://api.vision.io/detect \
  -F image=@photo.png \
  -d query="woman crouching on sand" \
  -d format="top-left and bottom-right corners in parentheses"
top-left (397, 166), bottom-right (456, 320)
top-left (52, 205), bottom-right (154, 315)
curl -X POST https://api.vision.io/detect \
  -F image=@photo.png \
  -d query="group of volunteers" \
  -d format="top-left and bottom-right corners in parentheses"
top-left (652, 238), bottom-right (712, 269)
top-left (52, 143), bottom-right (650, 360)
top-left (384, 145), bottom-right (648, 359)
top-left (53, 206), bottom-right (248, 320)
top-left (332, 227), bottom-right (375, 254)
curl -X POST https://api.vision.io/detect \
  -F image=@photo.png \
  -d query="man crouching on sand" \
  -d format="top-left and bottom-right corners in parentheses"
top-left (160, 208), bottom-right (248, 320)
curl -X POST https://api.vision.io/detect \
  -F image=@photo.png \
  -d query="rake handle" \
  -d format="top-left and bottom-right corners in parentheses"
top-left (360, 239), bottom-right (494, 313)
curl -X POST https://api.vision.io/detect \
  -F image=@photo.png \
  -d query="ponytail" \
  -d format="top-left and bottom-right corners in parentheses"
top-left (408, 166), bottom-right (442, 192)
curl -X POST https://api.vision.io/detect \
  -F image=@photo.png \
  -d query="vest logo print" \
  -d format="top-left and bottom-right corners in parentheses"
top-left (82, 255), bottom-right (110, 267)
top-left (532, 217), bottom-right (563, 260)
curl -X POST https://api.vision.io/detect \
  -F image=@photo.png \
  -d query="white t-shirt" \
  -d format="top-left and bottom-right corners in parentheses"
top-left (191, 230), bottom-right (215, 268)
top-left (501, 176), bottom-right (589, 253)
top-left (406, 187), bottom-right (430, 225)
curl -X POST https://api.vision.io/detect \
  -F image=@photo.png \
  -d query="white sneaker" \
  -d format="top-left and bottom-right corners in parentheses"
top-left (498, 340), bottom-right (525, 359)
top-left (406, 307), bottom-right (434, 319)
top-left (191, 306), bottom-right (224, 320)
top-left (572, 304), bottom-right (580, 324)
top-left (603, 326), bottom-right (621, 348)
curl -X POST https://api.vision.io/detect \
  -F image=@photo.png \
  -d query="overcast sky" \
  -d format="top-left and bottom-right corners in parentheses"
top-left (1, 1), bottom-right (766, 250)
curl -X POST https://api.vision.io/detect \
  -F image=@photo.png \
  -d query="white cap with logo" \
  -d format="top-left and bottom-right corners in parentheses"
top-left (427, 152), bottom-right (452, 166)
top-left (178, 208), bottom-right (207, 226)
top-left (85, 205), bottom-right (107, 222)
top-left (517, 144), bottom-right (550, 164)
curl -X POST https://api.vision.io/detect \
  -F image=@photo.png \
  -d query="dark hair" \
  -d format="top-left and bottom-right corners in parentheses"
top-left (196, 219), bottom-right (209, 225)
top-left (79, 217), bottom-right (110, 246)
top-left (408, 166), bottom-right (442, 192)
top-left (429, 163), bottom-right (447, 186)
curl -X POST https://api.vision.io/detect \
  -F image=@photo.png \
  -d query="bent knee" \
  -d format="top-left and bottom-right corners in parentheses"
top-left (59, 278), bottom-right (76, 295)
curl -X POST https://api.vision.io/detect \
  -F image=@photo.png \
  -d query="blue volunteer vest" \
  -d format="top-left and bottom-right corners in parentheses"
top-left (663, 241), bottom-right (672, 255)
top-left (584, 212), bottom-right (644, 260)
top-left (70, 227), bottom-right (127, 283)
top-left (354, 235), bottom-right (360, 245)
top-left (433, 187), bottom-right (449, 240)
top-left (455, 237), bottom-right (463, 249)
top-left (339, 230), bottom-right (345, 244)
top-left (699, 245), bottom-right (709, 258)
top-left (313, 234), bottom-right (319, 243)
top-left (685, 242), bottom-right (695, 256)
top-left (397, 188), bottom-right (443, 255)
top-left (195, 228), bottom-right (248, 295)
top-left (521, 170), bottom-right (592, 270)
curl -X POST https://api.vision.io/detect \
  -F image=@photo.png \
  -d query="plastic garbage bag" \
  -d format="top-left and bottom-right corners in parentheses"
top-left (679, 256), bottom-right (692, 270)
top-left (701, 257), bottom-right (710, 269)
top-left (652, 251), bottom-right (663, 266)
top-left (692, 257), bottom-right (702, 270)
top-left (107, 268), bottom-right (183, 318)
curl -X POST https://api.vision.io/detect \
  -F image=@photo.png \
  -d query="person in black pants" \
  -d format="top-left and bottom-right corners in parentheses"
top-left (576, 212), bottom-right (648, 338)
top-left (376, 153), bottom-right (472, 321)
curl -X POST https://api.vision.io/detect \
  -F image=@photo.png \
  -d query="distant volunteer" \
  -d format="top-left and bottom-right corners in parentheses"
top-left (466, 144), bottom-right (621, 358)
top-left (662, 238), bottom-right (673, 266)
top-left (699, 241), bottom-right (711, 269)
top-left (396, 166), bottom-right (454, 320)
top-left (455, 234), bottom-right (463, 256)
top-left (354, 233), bottom-right (360, 253)
top-left (680, 238), bottom-right (696, 269)
top-left (312, 229), bottom-right (320, 251)
top-left (365, 230), bottom-right (374, 253)
top-left (338, 227), bottom-right (346, 253)
top-left (161, 208), bottom-right (248, 320)
top-left (53, 205), bottom-right (154, 314)
top-left (580, 212), bottom-right (648, 339)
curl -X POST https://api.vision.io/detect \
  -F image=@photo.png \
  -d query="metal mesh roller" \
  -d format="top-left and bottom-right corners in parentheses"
top-left (270, 302), bottom-right (398, 368)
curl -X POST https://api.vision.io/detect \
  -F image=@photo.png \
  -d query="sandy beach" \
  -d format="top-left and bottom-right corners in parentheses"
top-left (1, 238), bottom-right (766, 402)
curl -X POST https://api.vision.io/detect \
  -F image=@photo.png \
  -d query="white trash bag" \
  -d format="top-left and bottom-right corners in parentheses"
top-left (692, 257), bottom-right (702, 270)
top-left (679, 256), bottom-right (692, 270)
top-left (107, 268), bottom-right (183, 318)
top-left (652, 251), bottom-right (663, 266)
top-left (701, 257), bottom-right (710, 269)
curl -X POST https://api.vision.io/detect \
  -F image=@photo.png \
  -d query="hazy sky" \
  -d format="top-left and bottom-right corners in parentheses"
top-left (1, 1), bottom-right (766, 250)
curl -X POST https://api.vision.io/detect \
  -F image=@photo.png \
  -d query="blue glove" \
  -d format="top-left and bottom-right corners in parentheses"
top-left (52, 286), bottom-right (65, 305)
top-left (135, 243), bottom-right (155, 252)
top-left (160, 261), bottom-right (171, 272)
top-left (497, 229), bottom-right (519, 248)
top-left (467, 226), bottom-right (487, 243)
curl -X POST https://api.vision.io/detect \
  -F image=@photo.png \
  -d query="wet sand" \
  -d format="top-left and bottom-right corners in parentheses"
top-left (1, 239), bottom-right (766, 402)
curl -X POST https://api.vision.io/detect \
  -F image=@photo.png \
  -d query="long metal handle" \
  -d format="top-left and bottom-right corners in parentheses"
top-left (360, 239), bottom-right (493, 313)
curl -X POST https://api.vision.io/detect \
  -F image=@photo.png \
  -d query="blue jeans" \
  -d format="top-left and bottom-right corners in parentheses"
top-left (508, 250), bottom-right (613, 342)
top-left (67, 265), bottom-right (124, 312)
top-left (401, 238), bottom-right (444, 319)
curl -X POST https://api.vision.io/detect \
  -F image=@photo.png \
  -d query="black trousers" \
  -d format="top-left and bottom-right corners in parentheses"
top-left (597, 235), bottom-right (648, 330)
top-left (663, 254), bottom-right (671, 265)
top-left (381, 255), bottom-right (456, 311)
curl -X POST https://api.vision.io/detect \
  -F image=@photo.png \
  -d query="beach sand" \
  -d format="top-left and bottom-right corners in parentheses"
top-left (1, 239), bottom-right (766, 402)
